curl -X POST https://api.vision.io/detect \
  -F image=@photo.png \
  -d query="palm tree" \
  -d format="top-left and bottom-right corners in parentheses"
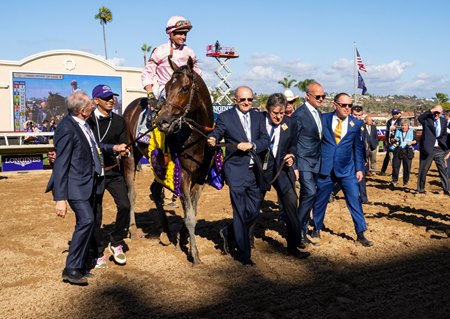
top-left (141, 44), bottom-right (152, 66)
top-left (435, 92), bottom-right (449, 104)
top-left (296, 79), bottom-right (315, 92)
top-left (277, 76), bottom-right (297, 89)
top-left (95, 6), bottom-right (113, 60)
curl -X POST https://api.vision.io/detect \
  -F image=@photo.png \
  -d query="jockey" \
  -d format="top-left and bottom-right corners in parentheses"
top-left (141, 15), bottom-right (202, 99)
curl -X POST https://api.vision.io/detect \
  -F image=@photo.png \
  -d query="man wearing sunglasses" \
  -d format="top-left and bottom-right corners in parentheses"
top-left (291, 82), bottom-right (325, 247)
top-left (312, 93), bottom-right (373, 247)
top-left (208, 86), bottom-right (269, 266)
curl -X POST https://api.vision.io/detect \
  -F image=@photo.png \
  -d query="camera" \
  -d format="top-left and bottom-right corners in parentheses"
top-left (390, 137), bottom-right (400, 148)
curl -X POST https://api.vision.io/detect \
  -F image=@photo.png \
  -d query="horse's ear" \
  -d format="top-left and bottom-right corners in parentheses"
top-left (187, 56), bottom-right (194, 70)
top-left (168, 55), bottom-right (179, 71)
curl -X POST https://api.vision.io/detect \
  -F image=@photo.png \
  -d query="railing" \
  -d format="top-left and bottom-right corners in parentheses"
top-left (0, 132), bottom-right (55, 155)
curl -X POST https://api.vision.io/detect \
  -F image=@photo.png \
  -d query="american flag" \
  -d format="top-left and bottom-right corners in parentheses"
top-left (356, 48), bottom-right (367, 72)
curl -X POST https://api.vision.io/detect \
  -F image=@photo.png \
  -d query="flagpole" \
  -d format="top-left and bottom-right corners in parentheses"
top-left (353, 42), bottom-right (357, 104)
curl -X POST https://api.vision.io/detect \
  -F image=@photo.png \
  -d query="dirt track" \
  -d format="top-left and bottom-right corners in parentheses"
top-left (1, 155), bottom-right (449, 318)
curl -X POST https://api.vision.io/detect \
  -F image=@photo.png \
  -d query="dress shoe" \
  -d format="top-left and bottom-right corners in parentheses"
top-left (366, 171), bottom-right (372, 177)
top-left (356, 232), bottom-right (373, 247)
top-left (310, 229), bottom-right (321, 239)
top-left (287, 248), bottom-right (311, 259)
top-left (62, 269), bottom-right (88, 285)
top-left (361, 200), bottom-right (372, 205)
top-left (379, 172), bottom-right (386, 176)
top-left (241, 259), bottom-right (255, 266)
top-left (444, 191), bottom-right (450, 196)
top-left (417, 190), bottom-right (427, 194)
top-left (219, 227), bottom-right (230, 255)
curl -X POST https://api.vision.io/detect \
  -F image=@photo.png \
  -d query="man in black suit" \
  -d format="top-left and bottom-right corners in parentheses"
top-left (46, 92), bottom-right (105, 285)
top-left (380, 109), bottom-right (402, 175)
top-left (445, 110), bottom-right (450, 178)
top-left (261, 93), bottom-right (310, 259)
top-left (208, 86), bottom-right (269, 265)
top-left (291, 82), bottom-right (324, 246)
top-left (364, 115), bottom-right (379, 175)
top-left (417, 105), bottom-right (449, 195)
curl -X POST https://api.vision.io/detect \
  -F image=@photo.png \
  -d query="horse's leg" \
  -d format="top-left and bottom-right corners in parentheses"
top-left (150, 181), bottom-right (171, 245)
top-left (181, 179), bottom-right (204, 265)
top-left (122, 152), bottom-right (138, 237)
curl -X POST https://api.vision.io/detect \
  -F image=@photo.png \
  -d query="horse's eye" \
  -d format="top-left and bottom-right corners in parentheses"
top-left (182, 85), bottom-right (189, 93)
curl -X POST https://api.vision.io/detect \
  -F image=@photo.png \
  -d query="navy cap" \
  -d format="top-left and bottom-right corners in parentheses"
top-left (391, 108), bottom-right (401, 115)
top-left (92, 84), bottom-right (119, 99)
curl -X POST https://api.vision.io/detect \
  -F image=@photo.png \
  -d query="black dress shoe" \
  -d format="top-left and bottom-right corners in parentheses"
top-left (310, 229), bottom-right (321, 238)
top-left (241, 259), bottom-right (255, 266)
top-left (356, 232), bottom-right (373, 247)
top-left (417, 190), bottom-right (427, 194)
top-left (287, 248), bottom-right (311, 259)
top-left (219, 227), bottom-right (230, 255)
top-left (379, 172), bottom-right (386, 176)
top-left (62, 269), bottom-right (88, 285)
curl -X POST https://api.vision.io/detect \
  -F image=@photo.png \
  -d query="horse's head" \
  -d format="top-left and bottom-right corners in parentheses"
top-left (155, 57), bottom-right (199, 133)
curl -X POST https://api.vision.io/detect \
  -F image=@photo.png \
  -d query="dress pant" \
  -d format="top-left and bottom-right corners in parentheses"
top-left (392, 155), bottom-right (412, 184)
top-left (368, 148), bottom-right (377, 172)
top-left (66, 196), bottom-right (96, 272)
top-left (313, 171), bottom-right (367, 234)
top-left (417, 147), bottom-right (449, 192)
top-left (228, 167), bottom-right (262, 262)
top-left (275, 187), bottom-right (300, 250)
top-left (93, 169), bottom-right (130, 256)
top-left (297, 170), bottom-right (319, 233)
top-left (333, 174), bottom-right (368, 202)
top-left (380, 149), bottom-right (393, 173)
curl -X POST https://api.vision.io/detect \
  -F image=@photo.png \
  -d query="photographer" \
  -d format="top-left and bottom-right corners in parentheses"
top-left (390, 119), bottom-right (416, 187)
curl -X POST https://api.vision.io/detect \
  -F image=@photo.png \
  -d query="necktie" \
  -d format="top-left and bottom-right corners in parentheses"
top-left (311, 108), bottom-right (322, 137)
top-left (84, 123), bottom-right (103, 175)
top-left (269, 125), bottom-right (276, 155)
top-left (434, 119), bottom-right (441, 137)
top-left (243, 113), bottom-right (251, 141)
top-left (334, 118), bottom-right (343, 144)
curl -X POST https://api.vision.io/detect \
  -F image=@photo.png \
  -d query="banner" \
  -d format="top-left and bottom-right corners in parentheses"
top-left (2, 154), bottom-right (43, 171)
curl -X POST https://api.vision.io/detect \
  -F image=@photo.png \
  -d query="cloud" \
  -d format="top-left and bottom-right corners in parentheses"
top-left (108, 57), bottom-right (125, 66)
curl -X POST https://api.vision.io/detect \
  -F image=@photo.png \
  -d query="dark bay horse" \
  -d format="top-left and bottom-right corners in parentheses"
top-left (123, 57), bottom-right (215, 265)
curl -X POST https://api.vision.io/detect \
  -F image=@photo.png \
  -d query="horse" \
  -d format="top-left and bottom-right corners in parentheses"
top-left (122, 57), bottom-right (216, 265)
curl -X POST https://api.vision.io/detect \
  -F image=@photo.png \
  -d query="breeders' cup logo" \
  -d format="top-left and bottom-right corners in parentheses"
top-left (5, 156), bottom-right (41, 167)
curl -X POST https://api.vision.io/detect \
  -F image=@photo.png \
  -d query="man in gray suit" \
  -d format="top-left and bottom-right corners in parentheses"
top-left (291, 82), bottom-right (324, 247)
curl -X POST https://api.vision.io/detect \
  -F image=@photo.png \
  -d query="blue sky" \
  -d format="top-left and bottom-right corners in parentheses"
top-left (1, 0), bottom-right (449, 98)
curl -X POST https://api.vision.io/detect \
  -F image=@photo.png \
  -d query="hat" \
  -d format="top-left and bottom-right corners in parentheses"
top-left (391, 108), bottom-right (401, 115)
top-left (283, 89), bottom-right (299, 102)
top-left (166, 16), bottom-right (192, 34)
top-left (92, 84), bottom-right (119, 99)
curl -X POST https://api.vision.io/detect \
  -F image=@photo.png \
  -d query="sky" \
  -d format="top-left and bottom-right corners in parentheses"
top-left (1, 0), bottom-right (450, 99)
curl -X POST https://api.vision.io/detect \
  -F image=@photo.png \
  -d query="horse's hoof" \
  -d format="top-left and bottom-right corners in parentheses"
top-left (159, 232), bottom-right (171, 246)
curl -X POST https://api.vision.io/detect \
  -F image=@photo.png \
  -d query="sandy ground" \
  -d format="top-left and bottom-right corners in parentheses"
top-left (1, 154), bottom-right (449, 319)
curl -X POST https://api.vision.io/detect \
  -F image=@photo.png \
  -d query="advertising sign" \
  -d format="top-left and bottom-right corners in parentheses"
top-left (2, 154), bottom-right (44, 172)
top-left (12, 72), bottom-right (123, 131)
top-left (213, 104), bottom-right (234, 122)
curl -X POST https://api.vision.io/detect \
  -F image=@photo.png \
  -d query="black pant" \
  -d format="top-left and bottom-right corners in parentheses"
top-left (381, 149), bottom-right (393, 173)
top-left (93, 169), bottom-right (130, 257)
top-left (392, 155), bottom-right (412, 184)
top-left (417, 147), bottom-right (449, 192)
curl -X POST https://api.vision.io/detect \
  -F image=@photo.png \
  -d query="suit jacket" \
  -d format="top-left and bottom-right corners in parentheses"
top-left (364, 123), bottom-right (378, 151)
top-left (418, 111), bottom-right (448, 155)
top-left (260, 114), bottom-right (297, 194)
top-left (210, 107), bottom-right (269, 187)
top-left (319, 112), bottom-right (364, 177)
top-left (46, 115), bottom-right (102, 200)
top-left (385, 117), bottom-right (402, 142)
top-left (291, 103), bottom-right (322, 173)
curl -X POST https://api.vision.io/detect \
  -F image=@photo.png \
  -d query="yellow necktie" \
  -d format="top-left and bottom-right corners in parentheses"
top-left (334, 118), bottom-right (343, 144)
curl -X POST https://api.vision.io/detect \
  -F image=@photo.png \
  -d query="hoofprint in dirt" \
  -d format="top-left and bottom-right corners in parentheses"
top-left (0, 156), bottom-right (448, 318)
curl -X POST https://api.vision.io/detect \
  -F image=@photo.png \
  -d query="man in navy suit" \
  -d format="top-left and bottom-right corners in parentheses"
top-left (46, 92), bottom-right (104, 285)
top-left (445, 110), bottom-right (450, 178)
top-left (260, 93), bottom-right (310, 259)
top-left (417, 105), bottom-right (449, 195)
top-left (291, 82), bottom-right (324, 247)
top-left (208, 86), bottom-right (269, 265)
top-left (312, 93), bottom-right (373, 247)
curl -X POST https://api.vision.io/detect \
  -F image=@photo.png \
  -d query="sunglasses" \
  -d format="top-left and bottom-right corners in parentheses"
top-left (335, 102), bottom-right (353, 108)
top-left (308, 93), bottom-right (326, 100)
top-left (174, 20), bottom-right (191, 28)
top-left (237, 98), bottom-right (254, 103)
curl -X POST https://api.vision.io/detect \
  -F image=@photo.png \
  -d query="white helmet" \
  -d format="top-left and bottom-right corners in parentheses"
top-left (166, 16), bottom-right (192, 34)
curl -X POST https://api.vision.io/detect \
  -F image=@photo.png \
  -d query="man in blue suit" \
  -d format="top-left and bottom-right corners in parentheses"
top-left (46, 92), bottom-right (121, 284)
top-left (291, 82), bottom-right (324, 247)
top-left (417, 105), bottom-right (449, 195)
top-left (208, 86), bottom-right (269, 265)
top-left (312, 93), bottom-right (373, 247)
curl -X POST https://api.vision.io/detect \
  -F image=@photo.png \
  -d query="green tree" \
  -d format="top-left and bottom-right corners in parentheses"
top-left (95, 6), bottom-right (113, 60)
top-left (296, 79), bottom-right (315, 92)
top-left (435, 92), bottom-right (449, 104)
top-left (141, 44), bottom-right (152, 66)
top-left (277, 75), bottom-right (297, 89)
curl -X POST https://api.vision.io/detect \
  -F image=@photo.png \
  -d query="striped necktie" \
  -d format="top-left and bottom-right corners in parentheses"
top-left (334, 118), bottom-right (343, 144)
top-left (83, 123), bottom-right (103, 175)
